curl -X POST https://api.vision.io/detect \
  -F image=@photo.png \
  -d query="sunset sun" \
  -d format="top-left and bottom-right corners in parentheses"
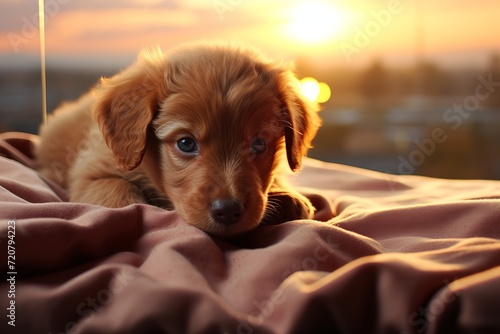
top-left (285, 1), bottom-right (350, 44)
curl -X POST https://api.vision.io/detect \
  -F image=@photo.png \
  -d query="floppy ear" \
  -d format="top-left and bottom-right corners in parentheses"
top-left (94, 48), bottom-right (167, 171)
top-left (278, 71), bottom-right (321, 172)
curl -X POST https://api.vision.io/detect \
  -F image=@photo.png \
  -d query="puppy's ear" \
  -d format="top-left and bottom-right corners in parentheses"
top-left (278, 71), bottom-right (321, 172)
top-left (94, 48), bottom-right (166, 171)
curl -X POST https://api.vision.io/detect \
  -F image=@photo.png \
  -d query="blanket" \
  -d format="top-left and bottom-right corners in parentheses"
top-left (1, 132), bottom-right (499, 334)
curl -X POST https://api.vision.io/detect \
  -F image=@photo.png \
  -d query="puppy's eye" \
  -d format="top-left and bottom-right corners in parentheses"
top-left (251, 138), bottom-right (266, 154)
top-left (177, 137), bottom-right (198, 154)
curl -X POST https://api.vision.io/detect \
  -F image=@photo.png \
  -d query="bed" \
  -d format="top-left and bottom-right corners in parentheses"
top-left (1, 131), bottom-right (499, 334)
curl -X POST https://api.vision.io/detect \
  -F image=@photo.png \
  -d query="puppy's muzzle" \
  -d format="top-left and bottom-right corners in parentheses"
top-left (211, 198), bottom-right (244, 225)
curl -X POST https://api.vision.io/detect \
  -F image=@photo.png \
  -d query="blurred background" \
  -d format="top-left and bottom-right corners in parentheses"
top-left (1, 0), bottom-right (499, 179)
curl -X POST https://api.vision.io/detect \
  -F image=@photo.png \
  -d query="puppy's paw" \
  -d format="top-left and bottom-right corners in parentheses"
top-left (262, 191), bottom-right (315, 225)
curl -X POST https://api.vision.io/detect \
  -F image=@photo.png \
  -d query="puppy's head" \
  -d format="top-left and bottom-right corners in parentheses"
top-left (95, 42), bottom-right (320, 237)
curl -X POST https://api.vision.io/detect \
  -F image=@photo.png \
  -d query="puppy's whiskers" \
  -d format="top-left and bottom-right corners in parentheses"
top-left (262, 197), bottom-right (281, 221)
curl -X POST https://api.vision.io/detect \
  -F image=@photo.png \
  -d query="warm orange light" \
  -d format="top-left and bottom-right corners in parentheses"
top-left (299, 77), bottom-right (331, 103)
top-left (285, 1), bottom-right (350, 44)
top-left (317, 82), bottom-right (331, 103)
top-left (300, 77), bottom-right (320, 101)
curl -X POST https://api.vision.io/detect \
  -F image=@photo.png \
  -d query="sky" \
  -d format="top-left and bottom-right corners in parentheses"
top-left (0, 0), bottom-right (499, 70)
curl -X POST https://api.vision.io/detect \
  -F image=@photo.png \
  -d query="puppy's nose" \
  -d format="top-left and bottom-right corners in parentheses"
top-left (211, 199), bottom-right (244, 225)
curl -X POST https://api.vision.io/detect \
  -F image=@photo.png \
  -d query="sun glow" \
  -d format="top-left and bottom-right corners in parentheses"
top-left (286, 1), bottom-right (350, 44)
top-left (299, 77), bottom-right (331, 103)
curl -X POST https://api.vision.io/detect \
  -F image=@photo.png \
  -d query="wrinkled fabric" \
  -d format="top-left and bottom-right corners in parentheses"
top-left (1, 132), bottom-right (499, 334)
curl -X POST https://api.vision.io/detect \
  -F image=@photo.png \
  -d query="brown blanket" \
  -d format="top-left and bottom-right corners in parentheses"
top-left (1, 132), bottom-right (499, 334)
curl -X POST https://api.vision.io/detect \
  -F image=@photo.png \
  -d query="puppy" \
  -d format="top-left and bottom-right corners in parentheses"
top-left (35, 42), bottom-right (321, 237)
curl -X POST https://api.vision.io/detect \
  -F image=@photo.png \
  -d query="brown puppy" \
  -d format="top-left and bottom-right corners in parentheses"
top-left (35, 42), bottom-right (321, 237)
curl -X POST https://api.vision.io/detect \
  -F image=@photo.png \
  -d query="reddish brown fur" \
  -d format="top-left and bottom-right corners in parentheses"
top-left (35, 42), bottom-right (321, 237)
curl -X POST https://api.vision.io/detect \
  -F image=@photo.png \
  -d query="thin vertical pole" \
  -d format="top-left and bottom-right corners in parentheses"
top-left (38, 0), bottom-right (47, 124)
